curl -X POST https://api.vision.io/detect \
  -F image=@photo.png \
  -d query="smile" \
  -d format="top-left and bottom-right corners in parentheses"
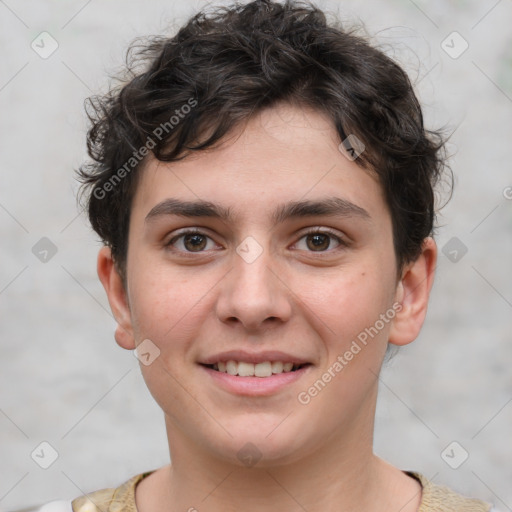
top-left (199, 362), bottom-right (312, 397)
top-left (203, 360), bottom-right (308, 377)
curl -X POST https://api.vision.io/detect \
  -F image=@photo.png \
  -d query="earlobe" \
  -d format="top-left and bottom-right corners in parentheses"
top-left (388, 237), bottom-right (437, 347)
top-left (97, 246), bottom-right (136, 350)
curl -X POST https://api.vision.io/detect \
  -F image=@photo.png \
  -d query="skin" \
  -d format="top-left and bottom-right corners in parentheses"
top-left (98, 102), bottom-right (437, 512)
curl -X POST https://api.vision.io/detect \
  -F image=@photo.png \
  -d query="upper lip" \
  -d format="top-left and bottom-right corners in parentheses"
top-left (199, 350), bottom-right (311, 365)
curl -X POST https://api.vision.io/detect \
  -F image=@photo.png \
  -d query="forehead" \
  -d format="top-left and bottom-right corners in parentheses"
top-left (131, 103), bottom-right (387, 225)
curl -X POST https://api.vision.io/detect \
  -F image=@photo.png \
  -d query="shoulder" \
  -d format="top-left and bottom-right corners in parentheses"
top-left (24, 472), bottom-right (151, 512)
top-left (71, 487), bottom-right (117, 512)
top-left (70, 472), bottom-right (151, 512)
top-left (407, 472), bottom-right (497, 512)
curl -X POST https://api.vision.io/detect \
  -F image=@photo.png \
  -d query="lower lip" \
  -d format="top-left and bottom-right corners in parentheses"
top-left (200, 364), bottom-right (311, 396)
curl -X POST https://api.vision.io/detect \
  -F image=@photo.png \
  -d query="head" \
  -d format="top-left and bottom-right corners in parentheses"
top-left (78, 0), bottom-right (448, 466)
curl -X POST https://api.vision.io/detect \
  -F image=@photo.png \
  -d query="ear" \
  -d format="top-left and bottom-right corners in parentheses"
top-left (388, 237), bottom-right (437, 346)
top-left (97, 246), bottom-right (136, 350)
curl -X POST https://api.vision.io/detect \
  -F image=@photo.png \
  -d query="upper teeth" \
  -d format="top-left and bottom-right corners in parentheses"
top-left (214, 361), bottom-right (298, 377)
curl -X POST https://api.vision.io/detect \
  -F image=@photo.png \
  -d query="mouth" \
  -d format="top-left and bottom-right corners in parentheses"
top-left (200, 360), bottom-right (311, 377)
top-left (199, 358), bottom-right (312, 396)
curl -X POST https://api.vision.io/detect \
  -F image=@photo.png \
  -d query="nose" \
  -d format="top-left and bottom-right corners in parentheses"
top-left (215, 243), bottom-right (293, 333)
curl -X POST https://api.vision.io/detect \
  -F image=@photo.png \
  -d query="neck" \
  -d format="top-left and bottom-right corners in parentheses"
top-left (135, 406), bottom-right (421, 512)
top-left (171, 433), bottom-right (376, 510)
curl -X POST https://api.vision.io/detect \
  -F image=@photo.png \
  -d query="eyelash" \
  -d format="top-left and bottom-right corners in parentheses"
top-left (165, 228), bottom-right (348, 255)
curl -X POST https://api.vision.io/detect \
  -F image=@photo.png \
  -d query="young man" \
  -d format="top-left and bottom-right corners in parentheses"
top-left (59, 0), bottom-right (496, 510)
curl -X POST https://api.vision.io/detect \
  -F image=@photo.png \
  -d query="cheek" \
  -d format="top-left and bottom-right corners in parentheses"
top-left (127, 261), bottom-right (206, 341)
top-left (127, 269), bottom-right (205, 421)
top-left (292, 270), bottom-right (396, 420)
top-left (297, 266), bottom-right (396, 348)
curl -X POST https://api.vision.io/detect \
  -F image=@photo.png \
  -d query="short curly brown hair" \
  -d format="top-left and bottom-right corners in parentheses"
top-left (77, 0), bottom-right (450, 284)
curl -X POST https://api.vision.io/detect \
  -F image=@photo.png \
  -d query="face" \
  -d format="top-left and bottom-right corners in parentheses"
top-left (99, 102), bottom-right (435, 467)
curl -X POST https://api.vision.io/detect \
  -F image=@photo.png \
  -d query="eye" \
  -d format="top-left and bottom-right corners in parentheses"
top-left (165, 227), bottom-right (347, 255)
top-left (294, 228), bottom-right (346, 252)
top-left (166, 229), bottom-right (218, 253)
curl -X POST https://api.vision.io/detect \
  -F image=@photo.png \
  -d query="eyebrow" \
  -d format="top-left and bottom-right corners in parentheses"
top-left (144, 196), bottom-right (371, 225)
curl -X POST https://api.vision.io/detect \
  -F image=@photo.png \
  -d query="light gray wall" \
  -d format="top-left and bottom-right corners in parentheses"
top-left (1, 0), bottom-right (511, 509)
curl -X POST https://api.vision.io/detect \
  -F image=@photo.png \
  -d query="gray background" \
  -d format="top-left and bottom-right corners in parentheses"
top-left (1, 0), bottom-right (511, 509)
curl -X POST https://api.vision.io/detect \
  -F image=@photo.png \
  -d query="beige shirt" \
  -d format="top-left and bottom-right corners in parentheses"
top-left (66, 470), bottom-right (494, 512)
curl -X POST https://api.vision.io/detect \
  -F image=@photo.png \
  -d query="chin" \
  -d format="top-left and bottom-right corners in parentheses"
top-left (206, 419), bottom-right (315, 468)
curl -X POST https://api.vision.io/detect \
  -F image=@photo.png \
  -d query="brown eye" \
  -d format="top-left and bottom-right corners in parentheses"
top-left (294, 229), bottom-right (346, 253)
top-left (182, 233), bottom-right (208, 251)
top-left (166, 230), bottom-right (216, 253)
top-left (306, 233), bottom-right (331, 251)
